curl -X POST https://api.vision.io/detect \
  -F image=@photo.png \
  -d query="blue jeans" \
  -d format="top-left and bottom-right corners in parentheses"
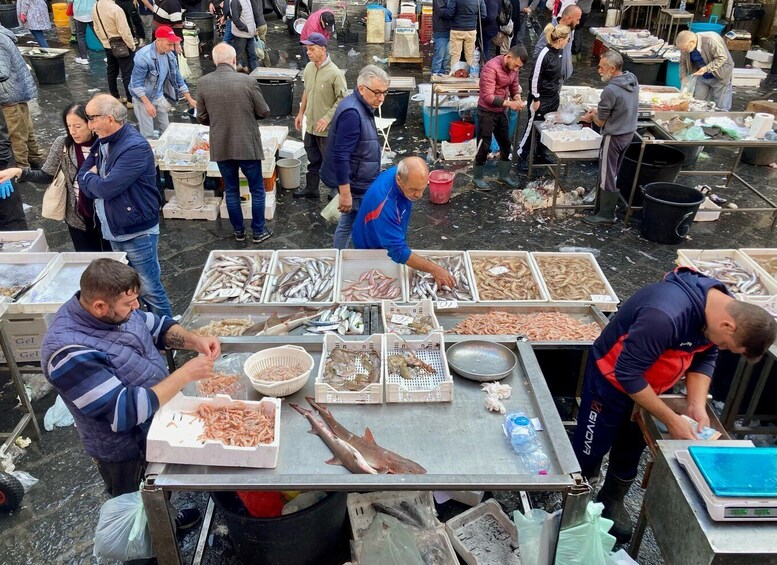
top-left (332, 195), bottom-right (362, 249)
top-left (217, 159), bottom-right (265, 234)
top-left (110, 233), bottom-right (173, 318)
top-left (30, 30), bottom-right (49, 48)
top-left (431, 32), bottom-right (450, 75)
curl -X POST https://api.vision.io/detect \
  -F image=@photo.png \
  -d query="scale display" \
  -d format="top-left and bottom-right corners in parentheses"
top-left (689, 446), bottom-right (777, 498)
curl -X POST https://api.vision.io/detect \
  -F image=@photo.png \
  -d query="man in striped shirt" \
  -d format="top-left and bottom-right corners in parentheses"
top-left (40, 259), bottom-right (219, 530)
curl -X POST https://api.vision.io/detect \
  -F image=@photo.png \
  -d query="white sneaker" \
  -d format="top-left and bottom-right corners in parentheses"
top-left (74, 57), bottom-right (89, 65)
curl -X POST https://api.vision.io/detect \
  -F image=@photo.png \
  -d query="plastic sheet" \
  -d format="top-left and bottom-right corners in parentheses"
top-left (357, 513), bottom-right (425, 565)
top-left (11, 470), bottom-right (38, 492)
top-left (44, 395), bottom-right (74, 431)
top-left (554, 502), bottom-right (616, 565)
top-left (93, 491), bottom-right (155, 561)
top-left (512, 508), bottom-right (549, 565)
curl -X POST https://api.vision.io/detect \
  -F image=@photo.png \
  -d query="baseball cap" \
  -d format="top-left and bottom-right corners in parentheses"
top-left (301, 32), bottom-right (327, 47)
top-left (155, 25), bottom-right (182, 43)
top-left (321, 11), bottom-right (336, 32)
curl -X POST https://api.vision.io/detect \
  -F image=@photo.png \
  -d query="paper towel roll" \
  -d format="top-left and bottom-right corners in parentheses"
top-left (605, 9), bottom-right (619, 27)
top-left (749, 112), bottom-right (775, 139)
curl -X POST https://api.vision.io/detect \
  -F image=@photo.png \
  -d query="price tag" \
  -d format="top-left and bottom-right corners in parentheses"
top-left (590, 294), bottom-right (614, 302)
top-left (390, 314), bottom-right (415, 326)
top-left (488, 266), bottom-right (510, 276)
top-left (437, 300), bottom-right (459, 309)
top-left (219, 288), bottom-right (241, 298)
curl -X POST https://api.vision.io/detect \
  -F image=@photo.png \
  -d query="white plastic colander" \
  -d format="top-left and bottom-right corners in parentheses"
top-left (244, 345), bottom-right (314, 397)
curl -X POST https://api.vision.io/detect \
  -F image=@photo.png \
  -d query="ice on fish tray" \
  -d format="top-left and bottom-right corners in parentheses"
top-left (27, 265), bottom-right (87, 303)
top-left (0, 263), bottom-right (48, 296)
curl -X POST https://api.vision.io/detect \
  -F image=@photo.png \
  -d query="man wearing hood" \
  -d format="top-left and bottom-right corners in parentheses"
top-left (572, 267), bottom-right (776, 543)
top-left (581, 50), bottom-right (638, 225)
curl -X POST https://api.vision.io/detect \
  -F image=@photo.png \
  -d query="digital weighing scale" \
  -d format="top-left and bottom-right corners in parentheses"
top-left (676, 445), bottom-right (777, 522)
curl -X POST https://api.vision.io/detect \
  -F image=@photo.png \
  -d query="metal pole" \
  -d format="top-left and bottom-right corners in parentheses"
top-left (0, 319), bottom-right (40, 443)
top-left (624, 136), bottom-right (646, 225)
top-left (141, 477), bottom-right (182, 565)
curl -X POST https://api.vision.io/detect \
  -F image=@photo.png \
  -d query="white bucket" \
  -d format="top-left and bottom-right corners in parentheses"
top-left (276, 158), bottom-right (301, 189)
top-left (171, 170), bottom-right (206, 209)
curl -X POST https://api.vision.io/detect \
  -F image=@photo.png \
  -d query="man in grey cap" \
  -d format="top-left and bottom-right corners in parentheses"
top-left (293, 32), bottom-right (347, 199)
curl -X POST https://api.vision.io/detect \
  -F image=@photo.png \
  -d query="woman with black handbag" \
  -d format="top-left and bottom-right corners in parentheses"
top-left (0, 104), bottom-right (110, 252)
top-left (93, 0), bottom-right (137, 108)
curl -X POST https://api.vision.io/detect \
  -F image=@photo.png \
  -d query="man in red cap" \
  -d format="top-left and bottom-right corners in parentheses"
top-left (130, 25), bottom-right (196, 138)
top-left (300, 8), bottom-right (336, 42)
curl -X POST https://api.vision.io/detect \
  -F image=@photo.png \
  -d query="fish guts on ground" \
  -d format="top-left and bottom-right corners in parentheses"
top-left (535, 256), bottom-right (608, 300)
top-left (196, 254), bottom-right (270, 303)
top-left (410, 255), bottom-right (473, 301)
top-left (451, 311), bottom-right (601, 341)
top-left (471, 256), bottom-right (542, 300)
top-left (341, 269), bottom-right (402, 301)
top-left (194, 403), bottom-right (275, 447)
top-left (269, 256), bottom-right (336, 302)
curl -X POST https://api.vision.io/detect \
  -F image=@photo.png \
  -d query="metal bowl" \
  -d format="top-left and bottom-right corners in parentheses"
top-left (446, 341), bottom-right (517, 382)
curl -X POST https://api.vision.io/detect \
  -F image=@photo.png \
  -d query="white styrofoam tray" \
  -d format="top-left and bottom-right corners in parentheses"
top-left (192, 250), bottom-right (275, 304)
top-left (337, 249), bottom-right (407, 303)
top-left (146, 394), bottom-right (280, 468)
top-left (264, 249), bottom-right (339, 304)
top-left (445, 499), bottom-right (520, 565)
top-left (218, 193), bottom-right (277, 222)
top-left (406, 250), bottom-right (477, 304)
top-left (740, 248), bottom-right (777, 287)
top-left (0, 252), bottom-right (58, 302)
top-left (0, 229), bottom-right (48, 253)
top-left (531, 252), bottom-right (619, 311)
top-left (381, 299), bottom-right (441, 335)
top-left (694, 197), bottom-right (721, 222)
top-left (746, 49), bottom-right (773, 63)
top-left (676, 249), bottom-right (777, 297)
top-left (315, 333), bottom-right (384, 404)
top-left (467, 250), bottom-right (549, 303)
top-left (540, 128), bottom-right (602, 153)
top-left (384, 331), bottom-right (453, 403)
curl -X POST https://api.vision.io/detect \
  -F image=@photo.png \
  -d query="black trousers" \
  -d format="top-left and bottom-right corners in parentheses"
top-left (105, 49), bottom-right (134, 100)
top-left (116, 0), bottom-right (146, 40)
top-left (475, 108), bottom-right (512, 165)
top-left (0, 183), bottom-right (27, 230)
top-left (571, 11), bottom-right (589, 54)
top-left (517, 93), bottom-right (560, 160)
top-left (68, 216), bottom-right (110, 252)
top-left (510, 2), bottom-right (527, 48)
top-left (304, 132), bottom-right (327, 190)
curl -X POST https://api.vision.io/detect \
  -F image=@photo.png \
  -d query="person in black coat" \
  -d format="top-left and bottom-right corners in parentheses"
top-left (480, 0), bottom-right (500, 61)
top-left (0, 110), bottom-right (26, 230)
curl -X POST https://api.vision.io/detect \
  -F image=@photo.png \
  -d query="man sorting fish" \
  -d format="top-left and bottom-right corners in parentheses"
top-left (352, 156), bottom-right (456, 289)
top-left (572, 267), bottom-right (776, 543)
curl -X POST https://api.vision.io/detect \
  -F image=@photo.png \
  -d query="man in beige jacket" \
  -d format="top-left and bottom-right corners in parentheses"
top-left (676, 30), bottom-right (734, 111)
top-left (92, 0), bottom-right (136, 108)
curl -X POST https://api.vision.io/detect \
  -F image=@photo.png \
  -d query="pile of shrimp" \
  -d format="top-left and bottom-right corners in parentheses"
top-left (252, 364), bottom-right (305, 382)
top-left (451, 311), bottom-right (601, 341)
top-left (195, 403), bottom-right (275, 447)
top-left (196, 373), bottom-right (241, 398)
top-left (194, 318), bottom-right (253, 337)
top-left (471, 256), bottom-right (542, 300)
top-left (535, 256), bottom-right (608, 300)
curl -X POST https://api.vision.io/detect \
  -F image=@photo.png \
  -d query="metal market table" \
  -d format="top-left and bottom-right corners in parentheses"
top-left (720, 343), bottom-right (777, 435)
top-left (617, 0), bottom-right (670, 28)
top-left (655, 9), bottom-right (694, 43)
top-left (428, 77), bottom-right (480, 161)
top-left (141, 340), bottom-right (590, 565)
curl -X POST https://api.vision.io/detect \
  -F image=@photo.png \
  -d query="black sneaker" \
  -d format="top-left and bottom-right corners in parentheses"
top-left (234, 230), bottom-right (246, 242)
top-left (516, 159), bottom-right (529, 173)
top-left (252, 228), bottom-right (272, 244)
top-left (174, 507), bottom-right (202, 531)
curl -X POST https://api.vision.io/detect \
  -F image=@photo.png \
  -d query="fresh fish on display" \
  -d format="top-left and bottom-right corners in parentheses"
top-left (341, 269), bottom-right (402, 301)
top-left (692, 258), bottom-right (768, 295)
top-left (195, 254), bottom-right (270, 303)
top-left (0, 240), bottom-right (32, 252)
top-left (387, 352), bottom-right (437, 380)
top-left (307, 304), bottom-right (365, 335)
top-left (244, 309), bottom-right (328, 336)
top-left (269, 256), bottom-right (336, 303)
top-left (471, 256), bottom-right (542, 300)
top-left (534, 256), bottom-right (608, 301)
top-left (409, 255), bottom-right (473, 301)
top-left (322, 347), bottom-right (381, 391)
top-left (386, 313), bottom-right (437, 335)
top-left (451, 311), bottom-right (601, 341)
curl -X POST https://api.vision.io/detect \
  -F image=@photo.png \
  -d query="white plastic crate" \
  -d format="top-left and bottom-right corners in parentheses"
top-left (406, 250), bottom-right (476, 304)
top-left (381, 299), bottom-right (441, 335)
top-left (694, 197), bottom-right (721, 222)
top-left (279, 139), bottom-right (306, 159)
top-left (739, 248), bottom-right (777, 288)
top-left (347, 491), bottom-right (441, 541)
top-left (676, 249), bottom-right (777, 297)
top-left (540, 128), bottom-right (602, 153)
top-left (0, 229), bottom-right (48, 253)
top-left (445, 499), bottom-right (520, 565)
top-left (146, 394), bottom-right (280, 468)
top-left (337, 249), bottom-right (407, 303)
top-left (264, 249), bottom-right (339, 304)
top-left (315, 333), bottom-right (383, 404)
top-left (384, 331), bottom-right (453, 403)
top-left (467, 250), bottom-right (549, 303)
top-left (441, 139), bottom-right (477, 161)
top-left (531, 252), bottom-right (619, 312)
top-left (0, 252), bottom-right (57, 306)
top-left (747, 48), bottom-right (773, 63)
top-left (192, 250), bottom-right (275, 304)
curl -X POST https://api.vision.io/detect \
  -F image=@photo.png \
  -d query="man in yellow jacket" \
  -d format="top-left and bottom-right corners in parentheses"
top-left (92, 0), bottom-right (136, 108)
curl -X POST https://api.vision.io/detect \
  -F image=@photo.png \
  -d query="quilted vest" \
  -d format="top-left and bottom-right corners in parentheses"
top-left (320, 90), bottom-right (381, 195)
top-left (40, 295), bottom-right (169, 462)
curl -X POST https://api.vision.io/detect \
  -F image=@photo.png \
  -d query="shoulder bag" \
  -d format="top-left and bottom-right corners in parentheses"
top-left (41, 147), bottom-right (68, 221)
top-left (95, 3), bottom-right (131, 58)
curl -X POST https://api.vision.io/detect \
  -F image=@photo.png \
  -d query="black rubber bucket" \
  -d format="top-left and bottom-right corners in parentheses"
top-left (617, 143), bottom-right (685, 207)
top-left (641, 182), bottom-right (705, 244)
top-left (28, 55), bottom-right (67, 85)
top-left (256, 80), bottom-right (293, 117)
top-left (380, 90), bottom-right (411, 127)
top-left (742, 146), bottom-right (777, 166)
top-left (211, 491), bottom-right (348, 565)
top-left (185, 12), bottom-right (215, 43)
top-left (0, 5), bottom-right (18, 28)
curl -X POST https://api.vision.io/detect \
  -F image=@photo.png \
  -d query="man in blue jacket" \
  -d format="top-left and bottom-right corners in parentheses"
top-left (352, 157), bottom-right (455, 288)
top-left (78, 94), bottom-right (174, 317)
top-left (573, 268), bottom-right (776, 542)
top-left (444, 0), bottom-right (487, 66)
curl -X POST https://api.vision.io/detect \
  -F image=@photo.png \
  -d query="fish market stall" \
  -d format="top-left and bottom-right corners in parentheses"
top-left (0, 229), bottom-right (48, 253)
top-left (427, 76), bottom-right (480, 160)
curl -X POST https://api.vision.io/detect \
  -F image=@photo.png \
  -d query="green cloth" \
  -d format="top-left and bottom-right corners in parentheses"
top-left (301, 57), bottom-right (347, 136)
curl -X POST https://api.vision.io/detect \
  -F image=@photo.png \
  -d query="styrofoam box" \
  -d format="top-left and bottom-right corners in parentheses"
top-left (279, 139), bottom-right (306, 160)
top-left (381, 299), bottom-right (441, 335)
top-left (384, 331), bottom-right (453, 403)
top-left (218, 191), bottom-right (276, 221)
top-left (436, 490), bottom-right (485, 506)
top-left (192, 250), bottom-right (275, 304)
top-left (540, 128), bottom-right (602, 153)
top-left (445, 499), bottom-right (520, 565)
top-left (337, 249), bottom-right (408, 303)
top-left (146, 394), bottom-right (280, 468)
top-left (531, 252), bottom-right (620, 312)
top-left (467, 250), bottom-right (549, 303)
top-left (347, 491), bottom-right (442, 541)
top-left (752, 60), bottom-right (772, 70)
top-left (747, 49), bottom-right (773, 63)
top-left (739, 248), bottom-right (777, 288)
top-left (315, 333), bottom-right (384, 404)
top-left (0, 347), bottom-right (41, 364)
top-left (406, 250), bottom-right (477, 304)
top-left (0, 229), bottom-right (48, 253)
top-left (259, 125), bottom-right (289, 154)
top-left (694, 197), bottom-right (721, 222)
top-left (676, 249), bottom-right (777, 297)
top-left (264, 249), bottom-right (339, 304)
top-left (733, 68), bottom-right (766, 87)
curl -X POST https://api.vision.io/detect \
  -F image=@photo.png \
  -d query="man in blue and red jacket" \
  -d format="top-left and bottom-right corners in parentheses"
top-left (573, 267), bottom-right (776, 542)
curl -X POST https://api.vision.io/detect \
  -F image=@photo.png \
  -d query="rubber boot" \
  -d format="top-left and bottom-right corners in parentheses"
top-left (596, 473), bottom-right (635, 543)
top-left (472, 165), bottom-right (490, 191)
top-left (293, 172), bottom-right (320, 199)
top-left (583, 190), bottom-right (619, 225)
top-left (497, 160), bottom-right (521, 188)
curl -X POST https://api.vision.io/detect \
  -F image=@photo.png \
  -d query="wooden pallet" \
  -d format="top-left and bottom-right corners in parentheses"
top-left (164, 189), bottom-right (215, 202)
top-left (162, 196), bottom-right (221, 220)
top-left (388, 55), bottom-right (423, 67)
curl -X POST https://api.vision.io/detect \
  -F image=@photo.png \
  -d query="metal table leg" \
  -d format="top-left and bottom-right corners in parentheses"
top-left (142, 476), bottom-right (182, 565)
top-left (721, 356), bottom-right (752, 432)
top-left (629, 505), bottom-right (649, 559)
top-left (0, 319), bottom-right (40, 449)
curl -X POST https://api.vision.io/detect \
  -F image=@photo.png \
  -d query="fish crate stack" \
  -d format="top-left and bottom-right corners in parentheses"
top-left (675, 249), bottom-right (777, 298)
top-left (337, 249), bottom-right (407, 303)
top-left (315, 333), bottom-right (384, 404)
top-left (384, 331), bottom-right (453, 402)
top-left (467, 250), bottom-right (549, 304)
top-left (192, 251), bottom-right (275, 304)
top-left (531, 252), bottom-right (619, 312)
top-left (380, 299), bottom-right (441, 335)
top-left (265, 250), bottom-right (339, 305)
top-left (0, 229), bottom-right (48, 253)
top-left (406, 250), bottom-right (477, 304)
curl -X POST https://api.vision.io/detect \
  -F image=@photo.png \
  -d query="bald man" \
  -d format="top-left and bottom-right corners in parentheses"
top-left (353, 157), bottom-right (456, 288)
top-left (675, 30), bottom-right (734, 110)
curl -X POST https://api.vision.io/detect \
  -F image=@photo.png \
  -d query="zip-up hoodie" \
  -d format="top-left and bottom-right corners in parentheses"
top-left (598, 70), bottom-right (639, 136)
top-left (592, 268), bottom-right (730, 395)
top-left (530, 45), bottom-right (562, 100)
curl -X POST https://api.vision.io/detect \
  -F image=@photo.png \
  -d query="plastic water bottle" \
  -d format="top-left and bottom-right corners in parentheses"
top-left (471, 48), bottom-right (480, 78)
top-left (505, 412), bottom-right (550, 474)
top-left (679, 0), bottom-right (686, 11)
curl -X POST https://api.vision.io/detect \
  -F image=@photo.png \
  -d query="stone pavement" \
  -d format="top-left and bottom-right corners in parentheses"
top-left (0, 10), bottom-right (776, 565)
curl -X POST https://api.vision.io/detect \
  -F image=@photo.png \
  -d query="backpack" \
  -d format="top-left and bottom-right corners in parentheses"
top-left (497, 0), bottom-right (512, 26)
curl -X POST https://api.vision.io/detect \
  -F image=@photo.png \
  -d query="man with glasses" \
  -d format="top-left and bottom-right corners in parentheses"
top-left (320, 64), bottom-right (387, 249)
top-left (472, 44), bottom-right (527, 190)
top-left (77, 94), bottom-right (174, 318)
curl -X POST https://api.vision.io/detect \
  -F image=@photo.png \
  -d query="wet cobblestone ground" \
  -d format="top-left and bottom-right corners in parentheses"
top-left (1, 8), bottom-right (776, 565)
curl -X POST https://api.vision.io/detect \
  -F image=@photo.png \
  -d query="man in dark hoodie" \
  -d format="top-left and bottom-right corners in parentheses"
top-left (573, 267), bottom-right (776, 543)
top-left (444, 0), bottom-right (487, 66)
top-left (431, 0), bottom-right (452, 75)
top-left (581, 50), bottom-right (638, 225)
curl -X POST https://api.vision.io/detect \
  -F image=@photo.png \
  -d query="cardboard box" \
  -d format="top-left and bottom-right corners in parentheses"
top-left (726, 38), bottom-right (752, 51)
top-left (746, 100), bottom-right (777, 118)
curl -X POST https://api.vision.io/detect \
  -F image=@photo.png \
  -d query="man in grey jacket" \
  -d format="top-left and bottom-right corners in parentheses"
top-left (581, 51), bottom-right (639, 226)
top-left (676, 30), bottom-right (734, 111)
top-left (197, 43), bottom-right (272, 243)
top-left (533, 4), bottom-right (580, 83)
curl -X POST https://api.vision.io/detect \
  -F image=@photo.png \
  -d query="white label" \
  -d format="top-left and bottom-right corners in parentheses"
top-left (286, 297), bottom-right (307, 303)
top-left (437, 300), bottom-right (459, 309)
top-left (488, 266), bottom-right (510, 276)
top-left (531, 417), bottom-right (543, 431)
top-left (285, 5), bottom-right (295, 18)
top-left (390, 314), bottom-right (415, 326)
top-left (590, 294), bottom-right (614, 302)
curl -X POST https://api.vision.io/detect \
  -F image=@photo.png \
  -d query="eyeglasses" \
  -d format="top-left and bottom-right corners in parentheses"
top-left (362, 85), bottom-right (388, 98)
top-left (86, 114), bottom-right (104, 122)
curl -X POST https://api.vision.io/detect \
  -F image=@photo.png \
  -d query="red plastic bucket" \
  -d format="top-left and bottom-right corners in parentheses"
top-left (449, 121), bottom-right (475, 143)
top-left (428, 170), bottom-right (455, 204)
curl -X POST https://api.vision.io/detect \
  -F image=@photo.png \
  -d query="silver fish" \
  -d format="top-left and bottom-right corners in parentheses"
top-left (268, 257), bottom-right (336, 302)
top-left (692, 258), bottom-right (768, 296)
top-left (410, 254), bottom-right (473, 301)
top-left (195, 254), bottom-right (269, 303)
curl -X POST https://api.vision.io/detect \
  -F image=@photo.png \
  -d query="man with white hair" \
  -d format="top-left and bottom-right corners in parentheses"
top-left (320, 64), bottom-right (387, 249)
top-left (196, 42), bottom-right (272, 243)
top-left (675, 29), bottom-right (734, 111)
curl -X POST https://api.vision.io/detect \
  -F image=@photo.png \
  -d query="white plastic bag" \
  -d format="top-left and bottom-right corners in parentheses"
top-left (93, 491), bottom-right (154, 561)
top-left (555, 502), bottom-right (616, 565)
top-left (177, 53), bottom-right (192, 81)
top-left (513, 508), bottom-right (549, 565)
top-left (321, 194), bottom-right (341, 223)
top-left (44, 395), bottom-right (74, 431)
top-left (11, 470), bottom-right (38, 492)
